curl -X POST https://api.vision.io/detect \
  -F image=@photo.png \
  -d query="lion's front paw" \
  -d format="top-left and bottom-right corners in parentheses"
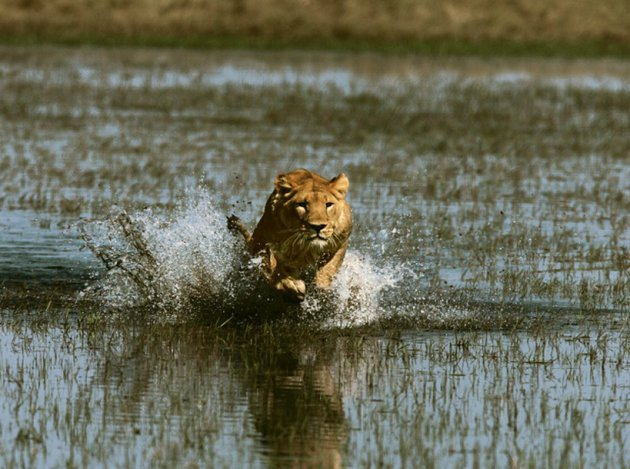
top-left (227, 214), bottom-right (252, 243)
top-left (275, 278), bottom-right (306, 302)
top-left (227, 215), bottom-right (242, 232)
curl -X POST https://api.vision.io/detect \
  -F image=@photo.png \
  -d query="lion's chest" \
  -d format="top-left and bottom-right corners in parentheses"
top-left (270, 238), bottom-right (331, 271)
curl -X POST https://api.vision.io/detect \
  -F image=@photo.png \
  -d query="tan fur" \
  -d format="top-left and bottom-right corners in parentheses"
top-left (228, 169), bottom-right (352, 301)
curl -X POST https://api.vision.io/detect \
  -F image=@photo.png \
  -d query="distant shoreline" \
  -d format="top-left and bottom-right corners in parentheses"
top-left (2, 34), bottom-right (630, 58)
top-left (1, 0), bottom-right (629, 58)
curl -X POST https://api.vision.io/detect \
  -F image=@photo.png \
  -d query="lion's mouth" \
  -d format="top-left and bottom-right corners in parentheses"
top-left (308, 234), bottom-right (330, 243)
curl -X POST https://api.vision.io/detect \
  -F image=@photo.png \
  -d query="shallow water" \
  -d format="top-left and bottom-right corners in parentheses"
top-left (0, 46), bottom-right (629, 467)
top-left (1, 318), bottom-right (628, 468)
top-left (1, 47), bottom-right (629, 312)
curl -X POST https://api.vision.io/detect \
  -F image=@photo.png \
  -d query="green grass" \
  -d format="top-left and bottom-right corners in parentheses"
top-left (3, 33), bottom-right (630, 58)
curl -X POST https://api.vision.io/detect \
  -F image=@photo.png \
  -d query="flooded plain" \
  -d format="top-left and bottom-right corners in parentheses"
top-left (0, 46), bottom-right (629, 467)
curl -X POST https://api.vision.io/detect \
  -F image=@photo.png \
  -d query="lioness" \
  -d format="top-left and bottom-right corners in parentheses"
top-left (228, 169), bottom-right (352, 301)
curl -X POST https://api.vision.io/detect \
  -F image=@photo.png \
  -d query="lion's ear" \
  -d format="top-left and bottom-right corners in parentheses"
top-left (274, 173), bottom-right (295, 194)
top-left (330, 173), bottom-right (349, 198)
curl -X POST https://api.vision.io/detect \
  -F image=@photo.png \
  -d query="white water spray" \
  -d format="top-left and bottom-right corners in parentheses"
top-left (80, 190), bottom-right (398, 326)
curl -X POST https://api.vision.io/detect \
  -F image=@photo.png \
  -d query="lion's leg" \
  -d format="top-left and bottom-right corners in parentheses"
top-left (260, 250), bottom-right (306, 301)
top-left (314, 243), bottom-right (348, 288)
top-left (274, 276), bottom-right (306, 301)
top-left (266, 260), bottom-right (305, 301)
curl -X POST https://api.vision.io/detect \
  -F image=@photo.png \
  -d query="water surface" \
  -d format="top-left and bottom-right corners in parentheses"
top-left (0, 46), bottom-right (629, 467)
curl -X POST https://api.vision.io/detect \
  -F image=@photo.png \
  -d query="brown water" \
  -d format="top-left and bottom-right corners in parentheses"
top-left (0, 46), bottom-right (629, 467)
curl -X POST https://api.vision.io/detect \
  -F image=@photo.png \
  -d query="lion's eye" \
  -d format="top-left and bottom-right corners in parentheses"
top-left (326, 202), bottom-right (335, 208)
top-left (296, 202), bottom-right (308, 209)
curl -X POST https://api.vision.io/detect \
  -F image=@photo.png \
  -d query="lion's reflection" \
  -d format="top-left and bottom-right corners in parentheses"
top-left (90, 325), bottom-right (348, 467)
top-left (244, 349), bottom-right (347, 468)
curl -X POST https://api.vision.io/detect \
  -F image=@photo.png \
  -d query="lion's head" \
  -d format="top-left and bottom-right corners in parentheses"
top-left (229, 168), bottom-right (353, 298)
top-left (272, 169), bottom-right (351, 250)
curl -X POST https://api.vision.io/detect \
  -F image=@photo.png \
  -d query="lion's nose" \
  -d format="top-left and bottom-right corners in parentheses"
top-left (308, 223), bottom-right (327, 233)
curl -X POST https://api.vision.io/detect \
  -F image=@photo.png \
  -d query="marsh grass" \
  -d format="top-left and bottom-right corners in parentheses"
top-left (1, 47), bottom-right (629, 312)
top-left (0, 46), bottom-right (629, 467)
top-left (0, 311), bottom-right (627, 467)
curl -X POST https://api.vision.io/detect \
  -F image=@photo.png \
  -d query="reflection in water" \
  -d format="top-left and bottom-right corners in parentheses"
top-left (92, 325), bottom-right (348, 467)
top-left (245, 348), bottom-right (346, 468)
top-left (1, 317), bottom-right (628, 467)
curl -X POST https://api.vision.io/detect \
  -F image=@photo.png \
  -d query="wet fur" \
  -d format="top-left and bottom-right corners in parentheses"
top-left (228, 169), bottom-right (352, 301)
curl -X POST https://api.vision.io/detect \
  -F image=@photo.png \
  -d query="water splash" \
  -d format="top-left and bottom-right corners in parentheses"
top-left (79, 190), bottom-right (239, 320)
top-left (302, 252), bottom-right (398, 328)
top-left (78, 190), bottom-right (536, 330)
top-left (79, 190), bottom-right (399, 327)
